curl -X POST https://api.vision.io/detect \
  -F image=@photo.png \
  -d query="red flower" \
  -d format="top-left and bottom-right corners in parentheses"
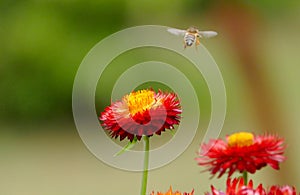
top-left (206, 178), bottom-right (299, 195)
top-left (99, 89), bottom-right (181, 141)
top-left (150, 186), bottom-right (194, 195)
top-left (268, 185), bottom-right (297, 195)
top-left (196, 132), bottom-right (286, 178)
top-left (206, 178), bottom-right (266, 195)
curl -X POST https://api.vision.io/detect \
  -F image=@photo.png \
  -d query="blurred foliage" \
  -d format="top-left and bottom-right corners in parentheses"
top-left (183, 0), bottom-right (300, 14)
top-left (0, 0), bottom-right (126, 121)
top-left (1, 0), bottom-right (299, 122)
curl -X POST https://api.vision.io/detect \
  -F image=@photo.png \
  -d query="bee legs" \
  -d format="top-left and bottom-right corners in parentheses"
top-left (183, 40), bottom-right (187, 49)
top-left (195, 37), bottom-right (200, 47)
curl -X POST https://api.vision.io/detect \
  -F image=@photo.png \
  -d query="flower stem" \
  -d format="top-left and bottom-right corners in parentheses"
top-left (242, 171), bottom-right (248, 184)
top-left (140, 136), bottom-right (150, 195)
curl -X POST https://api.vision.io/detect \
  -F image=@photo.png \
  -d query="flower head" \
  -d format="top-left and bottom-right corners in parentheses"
top-left (268, 185), bottom-right (297, 195)
top-left (150, 186), bottom-right (194, 195)
top-left (196, 132), bottom-right (286, 178)
top-left (206, 178), bottom-right (266, 195)
top-left (206, 178), bottom-right (298, 195)
top-left (100, 89), bottom-right (181, 141)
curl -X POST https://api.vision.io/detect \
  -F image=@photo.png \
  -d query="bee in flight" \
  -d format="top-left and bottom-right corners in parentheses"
top-left (167, 26), bottom-right (218, 48)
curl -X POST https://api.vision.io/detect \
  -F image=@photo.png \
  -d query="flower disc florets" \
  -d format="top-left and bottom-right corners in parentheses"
top-left (100, 89), bottom-right (182, 141)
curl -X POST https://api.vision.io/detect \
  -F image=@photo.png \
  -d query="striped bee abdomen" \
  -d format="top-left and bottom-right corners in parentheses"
top-left (184, 33), bottom-right (195, 46)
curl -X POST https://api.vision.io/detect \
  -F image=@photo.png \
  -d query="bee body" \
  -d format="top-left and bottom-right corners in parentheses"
top-left (184, 33), bottom-right (196, 47)
top-left (167, 26), bottom-right (217, 48)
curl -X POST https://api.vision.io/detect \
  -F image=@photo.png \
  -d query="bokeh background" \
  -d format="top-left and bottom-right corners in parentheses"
top-left (1, 0), bottom-right (300, 194)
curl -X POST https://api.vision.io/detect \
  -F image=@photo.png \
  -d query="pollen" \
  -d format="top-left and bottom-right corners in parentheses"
top-left (125, 89), bottom-right (155, 116)
top-left (228, 132), bottom-right (254, 147)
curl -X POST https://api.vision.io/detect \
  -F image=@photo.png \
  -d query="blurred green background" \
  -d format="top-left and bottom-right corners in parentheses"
top-left (1, 0), bottom-right (300, 194)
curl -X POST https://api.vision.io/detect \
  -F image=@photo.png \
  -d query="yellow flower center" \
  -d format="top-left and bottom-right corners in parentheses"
top-left (228, 132), bottom-right (254, 147)
top-left (126, 89), bottom-right (156, 116)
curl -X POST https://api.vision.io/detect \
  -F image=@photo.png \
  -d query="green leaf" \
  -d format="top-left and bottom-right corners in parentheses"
top-left (169, 129), bottom-right (176, 136)
top-left (114, 137), bottom-right (138, 156)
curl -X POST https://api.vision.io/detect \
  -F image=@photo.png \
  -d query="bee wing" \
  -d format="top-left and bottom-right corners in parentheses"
top-left (167, 28), bottom-right (186, 36)
top-left (198, 31), bottom-right (218, 38)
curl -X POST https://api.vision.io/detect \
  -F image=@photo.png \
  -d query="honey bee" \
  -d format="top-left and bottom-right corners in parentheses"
top-left (167, 26), bottom-right (217, 48)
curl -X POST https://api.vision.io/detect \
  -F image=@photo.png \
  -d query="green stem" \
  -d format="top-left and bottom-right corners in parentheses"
top-left (242, 171), bottom-right (248, 184)
top-left (140, 136), bottom-right (150, 195)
